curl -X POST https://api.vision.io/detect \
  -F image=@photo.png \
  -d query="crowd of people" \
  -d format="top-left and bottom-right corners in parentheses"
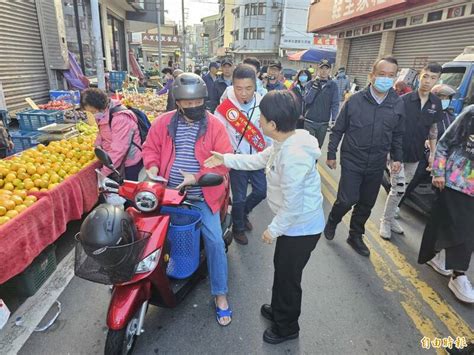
top-left (78, 55), bottom-right (472, 345)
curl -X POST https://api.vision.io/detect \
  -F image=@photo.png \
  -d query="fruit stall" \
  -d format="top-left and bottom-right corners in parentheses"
top-left (0, 102), bottom-right (100, 285)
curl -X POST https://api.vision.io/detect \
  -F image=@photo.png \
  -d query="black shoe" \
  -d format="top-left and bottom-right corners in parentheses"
top-left (263, 327), bottom-right (299, 345)
top-left (324, 221), bottom-right (337, 240)
top-left (260, 304), bottom-right (273, 322)
top-left (233, 231), bottom-right (248, 245)
top-left (347, 235), bottom-right (370, 257)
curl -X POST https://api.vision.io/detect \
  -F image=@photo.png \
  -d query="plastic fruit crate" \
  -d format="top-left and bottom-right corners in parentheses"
top-left (5, 245), bottom-right (57, 297)
top-left (16, 110), bottom-right (64, 131)
top-left (109, 71), bottom-right (127, 82)
top-left (9, 130), bottom-right (42, 154)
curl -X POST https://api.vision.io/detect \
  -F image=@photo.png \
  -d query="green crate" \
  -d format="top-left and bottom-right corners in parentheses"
top-left (6, 245), bottom-right (57, 297)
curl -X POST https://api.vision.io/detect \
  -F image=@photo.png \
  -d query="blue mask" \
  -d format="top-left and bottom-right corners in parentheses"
top-left (299, 75), bottom-right (308, 83)
top-left (441, 99), bottom-right (450, 110)
top-left (373, 77), bottom-right (394, 93)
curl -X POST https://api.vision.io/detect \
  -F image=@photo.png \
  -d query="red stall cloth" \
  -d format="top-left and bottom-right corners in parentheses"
top-left (0, 161), bottom-right (101, 284)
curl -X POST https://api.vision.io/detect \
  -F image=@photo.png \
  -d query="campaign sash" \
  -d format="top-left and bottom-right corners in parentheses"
top-left (216, 99), bottom-right (266, 152)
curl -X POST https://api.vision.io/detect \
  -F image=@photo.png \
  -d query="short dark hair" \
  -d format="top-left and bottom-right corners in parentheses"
top-left (243, 57), bottom-right (261, 73)
top-left (260, 91), bottom-right (300, 133)
top-left (297, 69), bottom-right (311, 81)
top-left (194, 68), bottom-right (202, 76)
top-left (372, 56), bottom-right (398, 73)
top-left (422, 62), bottom-right (442, 74)
top-left (81, 88), bottom-right (109, 110)
top-left (232, 64), bottom-right (256, 84)
top-left (162, 67), bottom-right (173, 75)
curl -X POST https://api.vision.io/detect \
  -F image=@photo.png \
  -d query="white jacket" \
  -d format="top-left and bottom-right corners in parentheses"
top-left (214, 87), bottom-right (271, 155)
top-left (224, 130), bottom-right (325, 238)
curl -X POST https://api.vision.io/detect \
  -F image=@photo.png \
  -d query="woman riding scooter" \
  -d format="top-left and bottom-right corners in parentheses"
top-left (142, 73), bottom-right (234, 326)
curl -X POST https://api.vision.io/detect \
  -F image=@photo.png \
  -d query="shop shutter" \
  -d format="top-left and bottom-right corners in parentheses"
top-left (346, 34), bottom-right (382, 88)
top-left (393, 19), bottom-right (474, 70)
top-left (37, 0), bottom-right (69, 70)
top-left (0, 1), bottom-right (50, 113)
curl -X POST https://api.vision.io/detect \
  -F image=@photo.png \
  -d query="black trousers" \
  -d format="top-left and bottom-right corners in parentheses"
top-left (328, 167), bottom-right (384, 237)
top-left (271, 234), bottom-right (320, 336)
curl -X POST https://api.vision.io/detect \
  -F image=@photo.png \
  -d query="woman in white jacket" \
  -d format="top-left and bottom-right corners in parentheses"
top-left (205, 90), bottom-right (325, 344)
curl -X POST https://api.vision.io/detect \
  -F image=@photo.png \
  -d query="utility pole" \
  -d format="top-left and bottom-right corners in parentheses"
top-left (156, 0), bottom-right (163, 69)
top-left (181, 0), bottom-right (186, 70)
top-left (91, 0), bottom-right (105, 89)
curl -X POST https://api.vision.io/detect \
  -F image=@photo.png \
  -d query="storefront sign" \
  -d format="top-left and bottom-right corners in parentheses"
top-left (308, 0), bottom-right (408, 31)
top-left (313, 36), bottom-right (337, 46)
top-left (142, 34), bottom-right (182, 47)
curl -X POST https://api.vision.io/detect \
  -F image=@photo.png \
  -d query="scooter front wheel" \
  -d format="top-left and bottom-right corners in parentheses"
top-left (104, 309), bottom-right (141, 355)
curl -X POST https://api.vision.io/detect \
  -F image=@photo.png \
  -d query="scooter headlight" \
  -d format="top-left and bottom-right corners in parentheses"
top-left (136, 249), bottom-right (161, 274)
top-left (134, 191), bottom-right (158, 212)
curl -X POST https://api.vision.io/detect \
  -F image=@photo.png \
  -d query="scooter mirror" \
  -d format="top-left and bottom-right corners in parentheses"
top-left (94, 148), bottom-right (114, 169)
top-left (197, 173), bottom-right (223, 187)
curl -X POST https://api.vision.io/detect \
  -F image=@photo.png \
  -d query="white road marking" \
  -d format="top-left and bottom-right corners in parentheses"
top-left (0, 249), bottom-right (75, 355)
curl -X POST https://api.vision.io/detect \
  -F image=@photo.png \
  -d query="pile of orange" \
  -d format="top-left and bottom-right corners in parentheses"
top-left (0, 135), bottom-right (96, 226)
top-left (0, 190), bottom-right (37, 225)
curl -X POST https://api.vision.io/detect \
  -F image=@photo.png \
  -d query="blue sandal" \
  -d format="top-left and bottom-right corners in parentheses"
top-left (215, 302), bottom-right (233, 327)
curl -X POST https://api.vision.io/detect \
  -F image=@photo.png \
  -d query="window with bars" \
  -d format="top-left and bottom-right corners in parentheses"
top-left (257, 28), bottom-right (265, 40)
top-left (258, 3), bottom-right (265, 15)
top-left (244, 4), bottom-right (250, 16)
top-left (251, 3), bottom-right (258, 15)
top-left (244, 28), bottom-right (249, 39)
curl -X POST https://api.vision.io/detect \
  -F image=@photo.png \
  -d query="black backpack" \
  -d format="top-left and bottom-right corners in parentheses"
top-left (109, 105), bottom-right (151, 150)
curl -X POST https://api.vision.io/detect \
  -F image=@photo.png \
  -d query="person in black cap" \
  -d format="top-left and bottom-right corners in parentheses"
top-left (203, 61), bottom-right (220, 111)
top-left (303, 59), bottom-right (339, 148)
top-left (266, 60), bottom-right (285, 91)
top-left (210, 58), bottom-right (234, 112)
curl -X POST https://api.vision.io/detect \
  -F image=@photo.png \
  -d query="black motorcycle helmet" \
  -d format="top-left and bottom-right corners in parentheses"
top-left (78, 204), bottom-right (137, 269)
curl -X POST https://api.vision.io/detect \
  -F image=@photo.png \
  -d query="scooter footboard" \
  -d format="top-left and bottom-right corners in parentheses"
top-left (107, 280), bottom-right (152, 330)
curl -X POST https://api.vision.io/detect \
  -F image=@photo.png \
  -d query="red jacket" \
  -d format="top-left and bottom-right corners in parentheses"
top-left (142, 110), bottom-right (232, 213)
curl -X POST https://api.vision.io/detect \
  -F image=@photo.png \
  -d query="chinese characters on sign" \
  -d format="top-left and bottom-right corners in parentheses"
top-left (141, 34), bottom-right (182, 47)
top-left (331, 0), bottom-right (403, 20)
top-left (420, 336), bottom-right (468, 350)
top-left (313, 36), bottom-right (337, 46)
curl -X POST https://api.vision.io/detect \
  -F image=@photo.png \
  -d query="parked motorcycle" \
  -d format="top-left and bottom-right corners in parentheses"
top-left (74, 148), bottom-right (232, 354)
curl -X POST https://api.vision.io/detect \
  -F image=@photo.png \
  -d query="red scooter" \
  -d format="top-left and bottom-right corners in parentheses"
top-left (75, 148), bottom-right (232, 354)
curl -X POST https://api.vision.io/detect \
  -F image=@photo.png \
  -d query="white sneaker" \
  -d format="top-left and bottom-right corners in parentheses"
top-left (379, 221), bottom-right (391, 240)
top-left (426, 252), bottom-right (452, 276)
top-left (448, 275), bottom-right (474, 303)
top-left (391, 219), bottom-right (405, 234)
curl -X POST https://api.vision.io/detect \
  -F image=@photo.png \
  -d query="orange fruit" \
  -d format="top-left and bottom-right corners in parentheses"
top-left (40, 188), bottom-right (48, 192)
top-left (24, 180), bottom-right (34, 190)
top-left (17, 167), bottom-right (27, 175)
top-left (15, 205), bottom-right (27, 213)
top-left (17, 172), bottom-right (28, 180)
top-left (23, 199), bottom-right (35, 207)
top-left (4, 173), bottom-right (16, 183)
top-left (25, 195), bottom-right (38, 202)
top-left (12, 178), bottom-right (22, 187)
top-left (13, 190), bottom-right (27, 199)
top-left (34, 179), bottom-right (43, 188)
top-left (36, 166), bottom-right (47, 175)
top-left (0, 179), bottom-right (3, 188)
top-left (0, 190), bottom-right (12, 196)
top-left (3, 183), bottom-right (14, 191)
top-left (0, 199), bottom-right (16, 211)
top-left (37, 144), bottom-right (46, 151)
top-left (10, 195), bottom-right (23, 206)
top-left (0, 206), bottom-right (6, 216)
top-left (26, 165), bottom-right (37, 175)
top-left (28, 187), bottom-right (40, 192)
top-left (5, 210), bottom-right (18, 218)
top-left (0, 216), bottom-right (10, 225)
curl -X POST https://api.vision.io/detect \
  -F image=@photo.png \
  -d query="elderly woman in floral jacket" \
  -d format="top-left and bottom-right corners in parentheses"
top-left (0, 120), bottom-right (13, 158)
top-left (418, 105), bottom-right (474, 304)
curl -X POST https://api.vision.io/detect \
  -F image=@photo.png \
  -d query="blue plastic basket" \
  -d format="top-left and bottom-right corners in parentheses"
top-left (109, 71), bottom-right (127, 82)
top-left (161, 206), bottom-right (202, 279)
top-left (9, 130), bottom-right (41, 154)
top-left (109, 80), bottom-right (123, 92)
top-left (16, 110), bottom-right (64, 131)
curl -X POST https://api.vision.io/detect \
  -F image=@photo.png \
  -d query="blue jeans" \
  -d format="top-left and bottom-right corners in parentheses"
top-left (229, 169), bottom-right (267, 232)
top-left (191, 201), bottom-right (228, 296)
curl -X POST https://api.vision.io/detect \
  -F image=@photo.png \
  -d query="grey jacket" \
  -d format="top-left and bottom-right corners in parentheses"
top-left (328, 87), bottom-right (405, 173)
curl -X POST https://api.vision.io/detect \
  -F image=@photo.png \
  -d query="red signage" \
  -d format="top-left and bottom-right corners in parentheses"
top-left (142, 33), bottom-right (181, 47)
top-left (308, 0), bottom-right (408, 31)
top-left (313, 36), bottom-right (337, 46)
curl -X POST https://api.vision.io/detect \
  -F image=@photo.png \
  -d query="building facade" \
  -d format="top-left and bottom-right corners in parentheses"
top-left (231, 0), bottom-right (314, 68)
top-left (201, 14), bottom-right (220, 60)
top-left (218, 0), bottom-right (234, 57)
top-left (308, 0), bottom-right (474, 87)
top-left (0, 0), bottom-right (155, 113)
